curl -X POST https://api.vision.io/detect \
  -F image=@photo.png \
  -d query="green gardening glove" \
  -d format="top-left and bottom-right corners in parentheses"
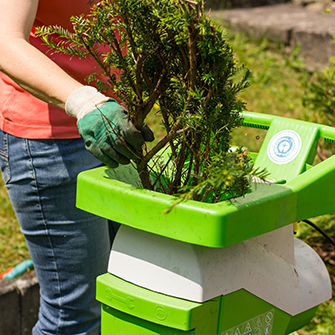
top-left (65, 86), bottom-right (154, 168)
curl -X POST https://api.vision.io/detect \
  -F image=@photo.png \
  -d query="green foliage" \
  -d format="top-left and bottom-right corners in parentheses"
top-left (36, 0), bottom-right (262, 201)
top-left (305, 300), bottom-right (335, 334)
top-left (300, 39), bottom-right (335, 160)
top-left (292, 301), bottom-right (335, 335)
top-left (178, 147), bottom-right (268, 202)
top-left (302, 57), bottom-right (335, 126)
top-left (227, 32), bottom-right (309, 118)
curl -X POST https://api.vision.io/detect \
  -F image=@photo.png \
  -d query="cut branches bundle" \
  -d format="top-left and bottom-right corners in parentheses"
top-left (37, 0), bottom-right (268, 202)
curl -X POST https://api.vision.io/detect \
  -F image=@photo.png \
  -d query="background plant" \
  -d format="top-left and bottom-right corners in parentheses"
top-left (37, 0), bottom-right (267, 201)
top-left (302, 56), bottom-right (335, 126)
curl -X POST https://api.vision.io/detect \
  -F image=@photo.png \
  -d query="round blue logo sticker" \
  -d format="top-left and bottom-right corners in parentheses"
top-left (267, 130), bottom-right (301, 165)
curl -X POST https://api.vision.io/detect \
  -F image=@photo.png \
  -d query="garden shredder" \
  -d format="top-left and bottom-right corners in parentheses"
top-left (76, 112), bottom-right (334, 335)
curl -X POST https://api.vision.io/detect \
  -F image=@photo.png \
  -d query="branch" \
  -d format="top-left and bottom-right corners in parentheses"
top-left (138, 120), bottom-right (186, 169)
top-left (102, 28), bottom-right (139, 96)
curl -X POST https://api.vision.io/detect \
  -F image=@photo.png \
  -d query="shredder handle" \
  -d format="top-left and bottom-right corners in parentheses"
top-left (241, 111), bottom-right (273, 130)
top-left (241, 111), bottom-right (335, 144)
top-left (240, 110), bottom-right (335, 220)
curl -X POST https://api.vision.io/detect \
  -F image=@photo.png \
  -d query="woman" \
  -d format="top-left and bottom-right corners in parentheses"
top-left (0, 0), bottom-right (152, 333)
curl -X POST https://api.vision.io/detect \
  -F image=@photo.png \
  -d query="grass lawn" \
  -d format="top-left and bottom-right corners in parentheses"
top-left (0, 178), bottom-right (29, 273)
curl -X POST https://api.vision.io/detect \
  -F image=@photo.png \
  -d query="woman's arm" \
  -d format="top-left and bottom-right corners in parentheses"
top-left (0, 0), bottom-right (82, 110)
top-left (0, 0), bottom-right (154, 167)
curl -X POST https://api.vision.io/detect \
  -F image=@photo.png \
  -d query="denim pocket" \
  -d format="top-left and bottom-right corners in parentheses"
top-left (0, 130), bottom-right (10, 184)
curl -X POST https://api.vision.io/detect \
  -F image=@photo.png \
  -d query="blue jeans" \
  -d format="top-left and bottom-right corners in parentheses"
top-left (0, 130), bottom-right (111, 335)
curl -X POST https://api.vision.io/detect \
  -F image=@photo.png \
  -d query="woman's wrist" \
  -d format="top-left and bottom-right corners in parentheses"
top-left (65, 86), bottom-right (110, 120)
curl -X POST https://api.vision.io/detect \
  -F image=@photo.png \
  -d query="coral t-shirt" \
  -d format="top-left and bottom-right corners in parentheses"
top-left (0, 0), bottom-right (118, 139)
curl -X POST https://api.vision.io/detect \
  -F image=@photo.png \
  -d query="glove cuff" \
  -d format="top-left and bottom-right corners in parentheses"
top-left (65, 86), bottom-right (110, 120)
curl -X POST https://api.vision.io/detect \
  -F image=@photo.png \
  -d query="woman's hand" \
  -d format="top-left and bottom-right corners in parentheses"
top-left (66, 86), bottom-right (154, 167)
